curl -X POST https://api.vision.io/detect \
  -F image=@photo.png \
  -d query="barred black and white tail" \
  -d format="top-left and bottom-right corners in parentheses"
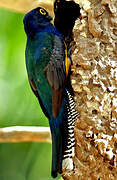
top-left (62, 89), bottom-right (79, 170)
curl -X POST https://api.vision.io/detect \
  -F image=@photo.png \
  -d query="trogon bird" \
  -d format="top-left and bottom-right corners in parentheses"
top-left (23, 7), bottom-right (78, 178)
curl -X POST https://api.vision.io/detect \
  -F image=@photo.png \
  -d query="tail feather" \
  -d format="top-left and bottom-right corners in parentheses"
top-left (51, 127), bottom-right (63, 178)
top-left (62, 89), bottom-right (79, 169)
top-left (50, 88), bottom-right (79, 178)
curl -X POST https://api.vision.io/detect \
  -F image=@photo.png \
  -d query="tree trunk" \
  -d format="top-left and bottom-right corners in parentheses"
top-left (63, 0), bottom-right (117, 179)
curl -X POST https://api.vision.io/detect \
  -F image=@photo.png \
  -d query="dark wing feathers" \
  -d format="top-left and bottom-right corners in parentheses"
top-left (52, 88), bottom-right (64, 118)
top-left (44, 35), bottom-right (67, 118)
top-left (45, 60), bottom-right (66, 90)
top-left (34, 33), bottom-right (68, 118)
top-left (45, 60), bottom-right (66, 118)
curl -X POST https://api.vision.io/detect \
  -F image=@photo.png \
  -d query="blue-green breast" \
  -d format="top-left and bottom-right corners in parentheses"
top-left (25, 32), bottom-right (54, 115)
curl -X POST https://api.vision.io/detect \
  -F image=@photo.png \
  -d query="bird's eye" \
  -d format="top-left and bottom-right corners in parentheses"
top-left (39, 8), bottom-right (46, 15)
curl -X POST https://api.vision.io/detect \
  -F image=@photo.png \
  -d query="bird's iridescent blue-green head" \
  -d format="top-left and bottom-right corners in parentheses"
top-left (23, 7), bottom-right (53, 37)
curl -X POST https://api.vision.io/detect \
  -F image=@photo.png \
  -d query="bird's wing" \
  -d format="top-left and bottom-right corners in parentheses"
top-left (34, 33), bottom-right (71, 118)
top-left (44, 35), bottom-right (71, 118)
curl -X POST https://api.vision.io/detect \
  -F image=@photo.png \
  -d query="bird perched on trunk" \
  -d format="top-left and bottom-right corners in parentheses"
top-left (23, 7), bottom-right (78, 178)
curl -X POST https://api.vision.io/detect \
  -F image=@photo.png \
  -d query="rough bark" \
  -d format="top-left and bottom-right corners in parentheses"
top-left (63, 0), bottom-right (117, 179)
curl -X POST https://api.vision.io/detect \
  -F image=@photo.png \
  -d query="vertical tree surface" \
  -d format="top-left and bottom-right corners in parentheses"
top-left (63, 0), bottom-right (117, 179)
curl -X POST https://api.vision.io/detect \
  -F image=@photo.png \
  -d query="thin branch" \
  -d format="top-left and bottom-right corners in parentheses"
top-left (0, 126), bottom-right (51, 143)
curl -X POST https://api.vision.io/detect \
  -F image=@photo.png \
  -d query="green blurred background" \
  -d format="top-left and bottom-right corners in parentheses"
top-left (0, 8), bottom-right (60, 180)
